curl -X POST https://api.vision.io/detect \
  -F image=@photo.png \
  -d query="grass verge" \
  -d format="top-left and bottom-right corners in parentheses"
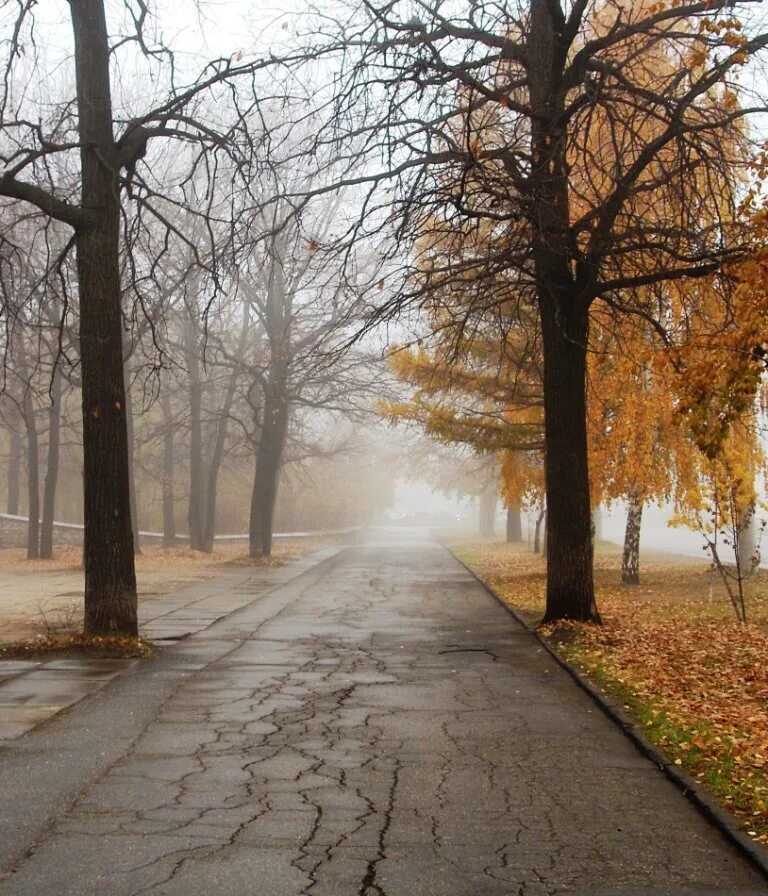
top-left (0, 633), bottom-right (153, 659)
top-left (452, 539), bottom-right (768, 846)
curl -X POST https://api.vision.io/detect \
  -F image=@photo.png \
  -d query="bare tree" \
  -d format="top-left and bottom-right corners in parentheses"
top-left (235, 209), bottom-right (382, 556)
top-left (0, 3), bottom-right (274, 633)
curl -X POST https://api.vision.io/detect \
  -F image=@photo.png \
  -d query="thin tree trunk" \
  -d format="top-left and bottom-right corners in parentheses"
top-left (591, 509), bottom-right (603, 544)
top-left (201, 391), bottom-right (233, 554)
top-left (71, 0), bottom-right (137, 635)
top-left (202, 302), bottom-right (248, 552)
top-left (534, 507), bottom-right (545, 555)
top-left (185, 317), bottom-right (206, 551)
top-left (506, 501), bottom-right (522, 543)
top-left (621, 493), bottom-right (643, 585)
top-left (15, 340), bottom-right (40, 560)
top-left (249, 241), bottom-right (290, 560)
top-left (249, 393), bottom-right (289, 557)
top-left (7, 423), bottom-right (21, 516)
top-left (22, 387), bottom-right (40, 560)
top-left (39, 367), bottom-right (63, 559)
top-left (738, 499), bottom-right (757, 577)
top-left (160, 390), bottom-right (176, 548)
top-left (124, 371), bottom-right (141, 554)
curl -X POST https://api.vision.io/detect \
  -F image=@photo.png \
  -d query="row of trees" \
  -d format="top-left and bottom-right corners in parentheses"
top-left (384, 270), bottom-right (767, 591)
top-left (2, 0), bottom-right (768, 633)
top-left (0, 276), bottom-right (384, 558)
top-left (280, 0), bottom-right (768, 622)
top-left (0, 1), bottom-right (392, 634)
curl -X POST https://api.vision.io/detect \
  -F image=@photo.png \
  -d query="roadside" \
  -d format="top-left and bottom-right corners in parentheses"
top-left (450, 537), bottom-right (768, 847)
top-left (0, 537), bottom-right (332, 645)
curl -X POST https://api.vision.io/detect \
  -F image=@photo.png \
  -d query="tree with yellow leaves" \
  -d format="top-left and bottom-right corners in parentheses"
top-left (587, 313), bottom-right (688, 583)
top-left (294, 0), bottom-right (768, 622)
top-left (381, 293), bottom-right (544, 541)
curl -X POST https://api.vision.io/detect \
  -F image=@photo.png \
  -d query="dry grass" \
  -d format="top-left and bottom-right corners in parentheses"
top-left (0, 537), bottom-right (335, 649)
top-left (452, 538), bottom-right (768, 845)
top-left (0, 537), bottom-right (323, 575)
top-left (0, 633), bottom-right (152, 659)
top-left (0, 545), bottom-right (84, 572)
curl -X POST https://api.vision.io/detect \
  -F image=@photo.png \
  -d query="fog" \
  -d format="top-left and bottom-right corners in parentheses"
top-left (0, 0), bottom-right (765, 580)
top-left (599, 503), bottom-right (707, 561)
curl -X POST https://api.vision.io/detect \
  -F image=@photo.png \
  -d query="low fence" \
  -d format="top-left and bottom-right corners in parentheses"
top-left (0, 513), bottom-right (357, 550)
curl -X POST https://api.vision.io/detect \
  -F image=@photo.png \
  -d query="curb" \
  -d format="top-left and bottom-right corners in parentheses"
top-left (449, 548), bottom-right (768, 884)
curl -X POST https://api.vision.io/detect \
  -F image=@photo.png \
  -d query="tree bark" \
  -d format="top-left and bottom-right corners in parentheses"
top-left (22, 386), bottom-right (40, 560)
top-left (528, 0), bottom-right (598, 622)
top-left (71, 0), bottom-right (137, 635)
top-left (591, 509), bottom-right (603, 544)
top-left (123, 371), bottom-right (141, 554)
top-left (39, 367), bottom-right (63, 559)
top-left (202, 302), bottom-right (248, 552)
top-left (160, 390), bottom-right (176, 548)
top-left (249, 242), bottom-right (291, 559)
top-left (506, 501), bottom-right (522, 542)
top-left (185, 317), bottom-right (206, 551)
top-left (737, 499), bottom-right (758, 577)
top-left (201, 411), bottom-right (227, 554)
top-left (621, 493), bottom-right (643, 585)
top-left (15, 339), bottom-right (39, 560)
top-left (539, 294), bottom-right (597, 621)
top-left (249, 393), bottom-right (289, 557)
top-left (7, 421), bottom-right (21, 516)
top-left (534, 507), bottom-right (545, 555)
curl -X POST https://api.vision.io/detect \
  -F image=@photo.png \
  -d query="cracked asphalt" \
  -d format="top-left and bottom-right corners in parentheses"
top-left (0, 530), bottom-right (765, 896)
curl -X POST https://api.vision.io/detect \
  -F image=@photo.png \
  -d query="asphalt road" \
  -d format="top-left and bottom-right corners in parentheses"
top-left (0, 531), bottom-right (764, 895)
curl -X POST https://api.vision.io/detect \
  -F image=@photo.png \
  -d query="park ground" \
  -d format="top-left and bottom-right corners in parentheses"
top-left (452, 538), bottom-right (768, 847)
top-left (0, 529), bottom-right (765, 895)
top-left (0, 538), bottom-right (326, 647)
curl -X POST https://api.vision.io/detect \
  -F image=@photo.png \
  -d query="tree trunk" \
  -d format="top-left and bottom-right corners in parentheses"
top-left (538, 294), bottom-right (598, 622)
top-left (39, 368), bottom-right (63, 559)
top-left (738, 499), bottom-right (758, 577)
top-left (621, 493), bottom-right (643, 585)
top-left (249, 241), bottom-right (290, 560)
top-left (201, 392), bottom-right (232, 554)
top-left (124, 371), bottom-right (141, 554)
top-left (592, 509), bottom-right (603, 544)
top-left (185, 317), bottom-right (206, 551)
top-left (479, 484), bottom-right (497, 537)
top-left (201, 422), bottom-right (225, 554)
top-left (71, 0), bottom-right (137, 635)
top-left (249, 394), bottom-right (289, 557)
top-left (528, 0), bottom-right (598, 622)
top-left (534, 507), bottom-right (545, 555)
top-left (7, 422), bottom-right (21, 515)
top-left (202, 302), bottom-right (248, 553)
top-left (22, 387), bottom-right (40, 560)
top-left (160, 390), bottom-right (176, 548)
top-left (506, 501), bottom-right (522, 542)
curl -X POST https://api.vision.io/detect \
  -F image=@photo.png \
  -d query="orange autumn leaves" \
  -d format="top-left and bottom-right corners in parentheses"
top-left (457, 541), bottom-right (768, 840)
top-left (555, 596), bottom-right (768, 840)
top-left (384, 0), bottom-right (767, 519)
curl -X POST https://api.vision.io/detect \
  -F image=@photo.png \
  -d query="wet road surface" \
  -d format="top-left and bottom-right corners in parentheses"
top-left (0, 531), bottom-right (764, 895)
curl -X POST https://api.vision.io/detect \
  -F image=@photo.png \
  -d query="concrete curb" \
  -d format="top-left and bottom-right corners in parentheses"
top-left (449, 548), bottom-right (768, 885)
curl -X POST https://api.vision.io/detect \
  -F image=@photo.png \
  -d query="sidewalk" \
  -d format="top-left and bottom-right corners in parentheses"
top-left (0, 546), bottom-right (341, 740)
